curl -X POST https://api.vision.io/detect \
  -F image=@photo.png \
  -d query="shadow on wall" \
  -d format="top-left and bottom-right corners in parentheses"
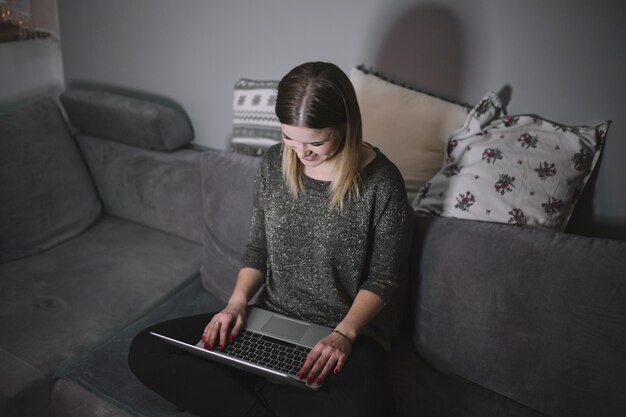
top-left (373, 5), bottom-right (626, 241)
top-left (375, 4), bottom-right (464, 101)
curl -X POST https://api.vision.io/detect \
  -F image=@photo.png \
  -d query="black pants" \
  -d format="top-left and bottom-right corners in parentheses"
top-left (128, 313), bottom-right (394, 417)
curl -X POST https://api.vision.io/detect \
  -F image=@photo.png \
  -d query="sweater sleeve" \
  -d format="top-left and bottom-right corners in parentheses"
top-left (359, 170), bottom-right (412, 305)
top-left (240, 156), bottom-right (268, 274)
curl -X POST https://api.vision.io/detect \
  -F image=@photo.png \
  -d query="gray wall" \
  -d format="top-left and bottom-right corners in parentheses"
top-left (0, 0), bottom-right (63, 110)
top-left (0, 39), bottom-right (64, 111)
top-left (57, 0), bottom-right (625, 227)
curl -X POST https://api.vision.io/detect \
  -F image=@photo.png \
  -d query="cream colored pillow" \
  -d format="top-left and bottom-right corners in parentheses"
top-left (350, 67), bottom-right (468, 197)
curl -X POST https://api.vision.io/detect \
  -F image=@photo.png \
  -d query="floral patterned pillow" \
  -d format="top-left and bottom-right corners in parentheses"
top-left (412, 92), bottom-right (610, 230)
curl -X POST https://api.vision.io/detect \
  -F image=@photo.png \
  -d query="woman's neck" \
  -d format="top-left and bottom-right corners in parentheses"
top-left (304, 161), bottom-right (336, 182)
top-left (303, 144), bottom-right (376, 182)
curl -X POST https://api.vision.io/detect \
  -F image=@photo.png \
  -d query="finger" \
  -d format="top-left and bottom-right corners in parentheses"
top-left (305, 349), bottom-right (332, 385)
top-left (203, 316), bottom-right (218, 339)
top-left (207, 318), bottom-right (224, 349)
top-left (202, 320), bottom-right (213, 348)
top-left (333, 355), bottom-right (346, 375)
top-left (299, 347), bottom-right (322, 380)
top-left (316, 353), bottom-right (338, 385)
top-left (203, 321), bottom-right (214, 349)
top-left (229, 314), bottom-right (245, 342)
top-left (219, 319), bottom-right (232, 350)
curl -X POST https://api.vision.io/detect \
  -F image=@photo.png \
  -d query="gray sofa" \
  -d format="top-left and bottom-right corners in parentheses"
top-left (1, 91), bottom-right (624, 417)
top-left (0, 92), bottom-right (220, 417)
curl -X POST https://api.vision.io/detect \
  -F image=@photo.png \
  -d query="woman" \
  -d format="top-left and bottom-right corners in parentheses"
top-left (129, 61), bottom-right (412, 417)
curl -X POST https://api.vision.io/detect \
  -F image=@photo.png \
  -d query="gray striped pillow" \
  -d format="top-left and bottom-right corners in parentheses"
top-left (230, 79), bottom-right (281, 156)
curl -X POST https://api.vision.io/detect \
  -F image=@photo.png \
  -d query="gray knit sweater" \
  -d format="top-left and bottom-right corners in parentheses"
top-left (241, 144), bottom-right (412, 349)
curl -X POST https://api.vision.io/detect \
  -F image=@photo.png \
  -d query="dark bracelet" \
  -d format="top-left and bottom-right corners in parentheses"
top-left (332, 329), bottom-right (353, 345)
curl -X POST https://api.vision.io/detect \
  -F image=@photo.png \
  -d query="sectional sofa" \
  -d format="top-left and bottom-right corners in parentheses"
top-left (1, 89), bottom-right (624, 417)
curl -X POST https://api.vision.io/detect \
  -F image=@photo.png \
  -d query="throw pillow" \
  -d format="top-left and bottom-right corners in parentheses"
top-left (230, 79), bottom-right (281, 156)
top-left (350, 65), bottom-right (469, 198)
top-left (413, 92), bottom-right (610, 231)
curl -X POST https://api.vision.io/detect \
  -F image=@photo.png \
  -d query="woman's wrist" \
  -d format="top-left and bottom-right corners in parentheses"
top-left (332, 329), bottom-right (354, 344)
top-left (334, 321), bottom-right (359, 343)
top-left (228, 267), bottom-right (264, 308)
top-left (226, 292), bottom-right (249, 310)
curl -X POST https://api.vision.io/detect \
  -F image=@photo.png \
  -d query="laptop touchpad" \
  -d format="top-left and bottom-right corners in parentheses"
top-left (261, 315), bottom-right (309, 341)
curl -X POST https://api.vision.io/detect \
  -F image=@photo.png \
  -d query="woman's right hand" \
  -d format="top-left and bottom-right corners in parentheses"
top-left (202, 267), bottom-right (264, 350)
top-left (201, 300), bottom-right (247, 351)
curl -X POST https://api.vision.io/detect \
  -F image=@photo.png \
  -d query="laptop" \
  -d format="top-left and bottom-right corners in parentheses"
top-left (151, 306), bottom-right (333, 390)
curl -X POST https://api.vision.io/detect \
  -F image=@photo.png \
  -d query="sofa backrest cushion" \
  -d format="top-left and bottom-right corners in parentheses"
top-left (77, 134), bottom-right (204, 243)
top-left (200, 150), bottom-right (260, 301)
top-left (0, 99), bottom-right (102, 263)
top-left (411, 215), bottom-right (626, 417)
top-left (60, 90), bottom-right (193, 151)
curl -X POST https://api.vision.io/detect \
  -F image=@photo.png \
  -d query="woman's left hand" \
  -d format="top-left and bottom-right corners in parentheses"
top-left (298, 330), bottom-right (352, 386)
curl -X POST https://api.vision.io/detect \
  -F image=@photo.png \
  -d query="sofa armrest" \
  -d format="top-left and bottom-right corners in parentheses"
top-left (77, 135), bottom-right (204, 243)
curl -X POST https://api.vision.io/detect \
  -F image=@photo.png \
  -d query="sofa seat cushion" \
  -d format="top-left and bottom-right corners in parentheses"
top-left (0, 215), bottom-right (202, 379)
top-left (0, 98), bottom-right (102, 263)
top-left (52, 277), bottom-right (224, 417)
top-left (411, 215), bottom-right (626, 417)
top-left (390, 330), bottom-right (548, 417)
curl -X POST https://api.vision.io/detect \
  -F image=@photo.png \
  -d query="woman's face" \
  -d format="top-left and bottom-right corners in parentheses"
top-left (281, 124), bottom-right (341, 168)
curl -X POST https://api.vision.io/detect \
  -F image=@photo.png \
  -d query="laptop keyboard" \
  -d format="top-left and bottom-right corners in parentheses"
top-left (221, 330), bottom-right (310, 376)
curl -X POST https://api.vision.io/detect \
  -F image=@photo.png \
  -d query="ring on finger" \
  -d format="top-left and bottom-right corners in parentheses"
top-left (213, 321), bottom-right (222, 326)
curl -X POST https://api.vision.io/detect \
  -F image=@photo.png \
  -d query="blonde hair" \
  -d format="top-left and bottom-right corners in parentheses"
top-left (276, 62), bottom-right (363, 209)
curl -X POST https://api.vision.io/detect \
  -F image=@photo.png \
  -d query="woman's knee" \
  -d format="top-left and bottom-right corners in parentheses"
top-left (127, 329), bottom-right (154, 381)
